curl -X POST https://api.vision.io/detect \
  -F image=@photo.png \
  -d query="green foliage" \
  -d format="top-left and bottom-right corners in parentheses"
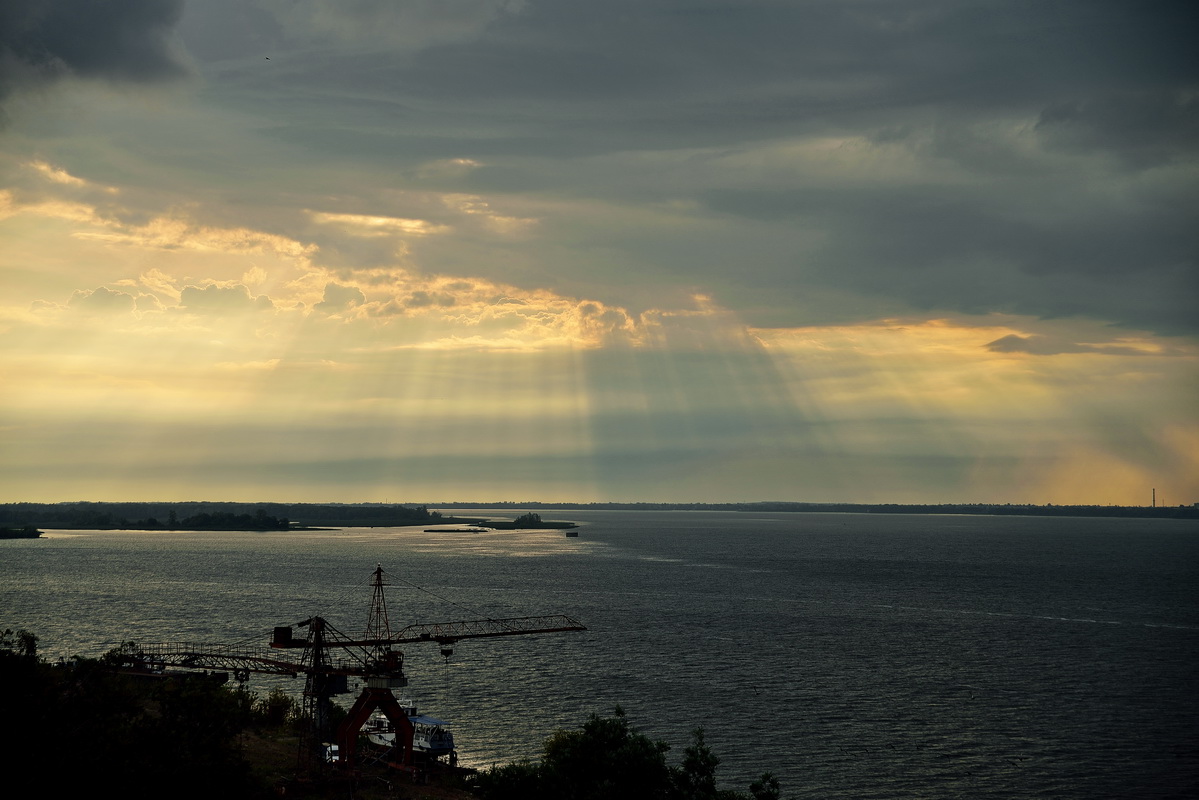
top-left (169, 510), bottom-right (290, 530)
top-left (146, 674), bottom-right (256, 784)
top-left (253, 686), bottom-right (300, 728)
top-left (674, 727), bottom-right (721, 799)
top-left (543, 707), bottom-right (674, 800)
top-left (100, 638), bottom-right (142, 666)
top-left (0, 627), bottom-right (38, 658)
top-left (473, 708), bottom-right (782, 800)
top-left (473, 707), bottom-right (670, 800)
top-left (473, 760), bottom-right (544, 800)
top-left (749, 773), bottom-right (781, 800)
top-left (0, 631), bottom-right (270, 799)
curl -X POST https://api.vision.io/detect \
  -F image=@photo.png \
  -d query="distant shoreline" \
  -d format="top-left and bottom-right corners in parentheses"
top-left (2, 500), bottom-right (1195, 528)
top-left (423, 501), bottom-right (1199, 521)
top-left (0, 502), bottom-right (462, 531)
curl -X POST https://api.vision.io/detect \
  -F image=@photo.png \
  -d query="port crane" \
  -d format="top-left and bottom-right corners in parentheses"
top-left (112, 565), bottom-right (586, 771)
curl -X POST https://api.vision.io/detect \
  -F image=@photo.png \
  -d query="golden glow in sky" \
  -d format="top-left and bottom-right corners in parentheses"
top-left (1, 3), bottom-right (1195, 505)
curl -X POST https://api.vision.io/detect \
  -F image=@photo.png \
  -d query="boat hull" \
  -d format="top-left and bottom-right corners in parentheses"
top-left (364, 710), bottom-right (454, 757)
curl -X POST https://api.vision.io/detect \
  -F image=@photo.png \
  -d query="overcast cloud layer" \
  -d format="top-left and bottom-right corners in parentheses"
top-left (1, 1), bottom-right (1196, 504)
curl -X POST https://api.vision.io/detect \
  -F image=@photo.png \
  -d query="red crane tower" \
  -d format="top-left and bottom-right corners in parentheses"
top-left (113, 565), bottom-right (586, 773)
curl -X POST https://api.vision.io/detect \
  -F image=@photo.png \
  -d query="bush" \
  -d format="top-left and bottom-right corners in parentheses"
top-left (253, 687), bottom-right (300, 728)
top-left (472, 708), bottom-right (784, 800)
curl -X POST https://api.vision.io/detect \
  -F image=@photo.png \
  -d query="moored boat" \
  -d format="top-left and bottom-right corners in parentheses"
top-left (363, 701), bottom-right (455, 759)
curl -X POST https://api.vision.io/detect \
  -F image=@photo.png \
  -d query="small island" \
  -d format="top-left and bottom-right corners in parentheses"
top-left (482, 512), bottom-right (579, 530)
top-left (0, 526), bottom-right (43, 539)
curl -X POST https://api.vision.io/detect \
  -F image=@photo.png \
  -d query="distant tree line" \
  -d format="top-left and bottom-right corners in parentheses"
top-left (8, 500), bottom-right (1192, 529)
top-left (0, 505), bottom-right (289, 531)
top-left (428, 501), bottom-right (1199, 520)
top-left (0, 502), bottom-right (443, 530)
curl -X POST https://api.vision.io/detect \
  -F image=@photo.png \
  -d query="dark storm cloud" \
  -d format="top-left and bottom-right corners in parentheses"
top-left (332, 2), bottom-right (1195, 340)
top-left (704, 167), bottom-right (1197, 334)
top-left (437, 0), bottom-right (1197, 336)
top-left (25, 0), bottom-right (1191, 336)
top-left (0, 0), bottom-right (188, 115)
top-left (1037, 91), bottom-right (1199, 167)
top-left (378, 1), bottom-right (1196, 149)
top-left (198, 1), bottom-right (1198, 170)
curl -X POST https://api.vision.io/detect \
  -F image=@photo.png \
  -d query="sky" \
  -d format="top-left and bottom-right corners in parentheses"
top-left (1, 0), bottom-right (1196, 505)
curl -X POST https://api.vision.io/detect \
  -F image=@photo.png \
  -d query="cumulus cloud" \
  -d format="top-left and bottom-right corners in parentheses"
top-left (179, 283), bottom-right (272, 314)
top-left (68, 286), bottom-right (135, 314)
top-left (0, 0), bottom-right (190, 120)
top-left (314, 281), bottom-right (366, 312)
top-left (134, 293), bottom-right (163, 313)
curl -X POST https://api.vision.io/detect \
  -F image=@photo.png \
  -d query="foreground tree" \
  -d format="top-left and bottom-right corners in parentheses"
top-left (749, 773), bottom-right (782, 800)
top-left (472, 708), bottom-right (784, 800)
top-left (543, 707), bottom-right (675, 800)
top-left (675, 727), bottom-right (732, 800)
top-left (0, 632), bottom-right (268, 798)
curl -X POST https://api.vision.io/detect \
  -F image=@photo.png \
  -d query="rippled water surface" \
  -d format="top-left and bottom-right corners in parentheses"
top-left (3, 511), bottom-right (1197, 798)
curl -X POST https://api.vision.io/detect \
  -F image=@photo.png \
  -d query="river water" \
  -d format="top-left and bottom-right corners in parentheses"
top-left (2, 510), bottom-right (1197, 798)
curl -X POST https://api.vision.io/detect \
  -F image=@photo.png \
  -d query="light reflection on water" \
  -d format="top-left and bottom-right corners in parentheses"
top-left (3, 511), bottom-right (1198, 798)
